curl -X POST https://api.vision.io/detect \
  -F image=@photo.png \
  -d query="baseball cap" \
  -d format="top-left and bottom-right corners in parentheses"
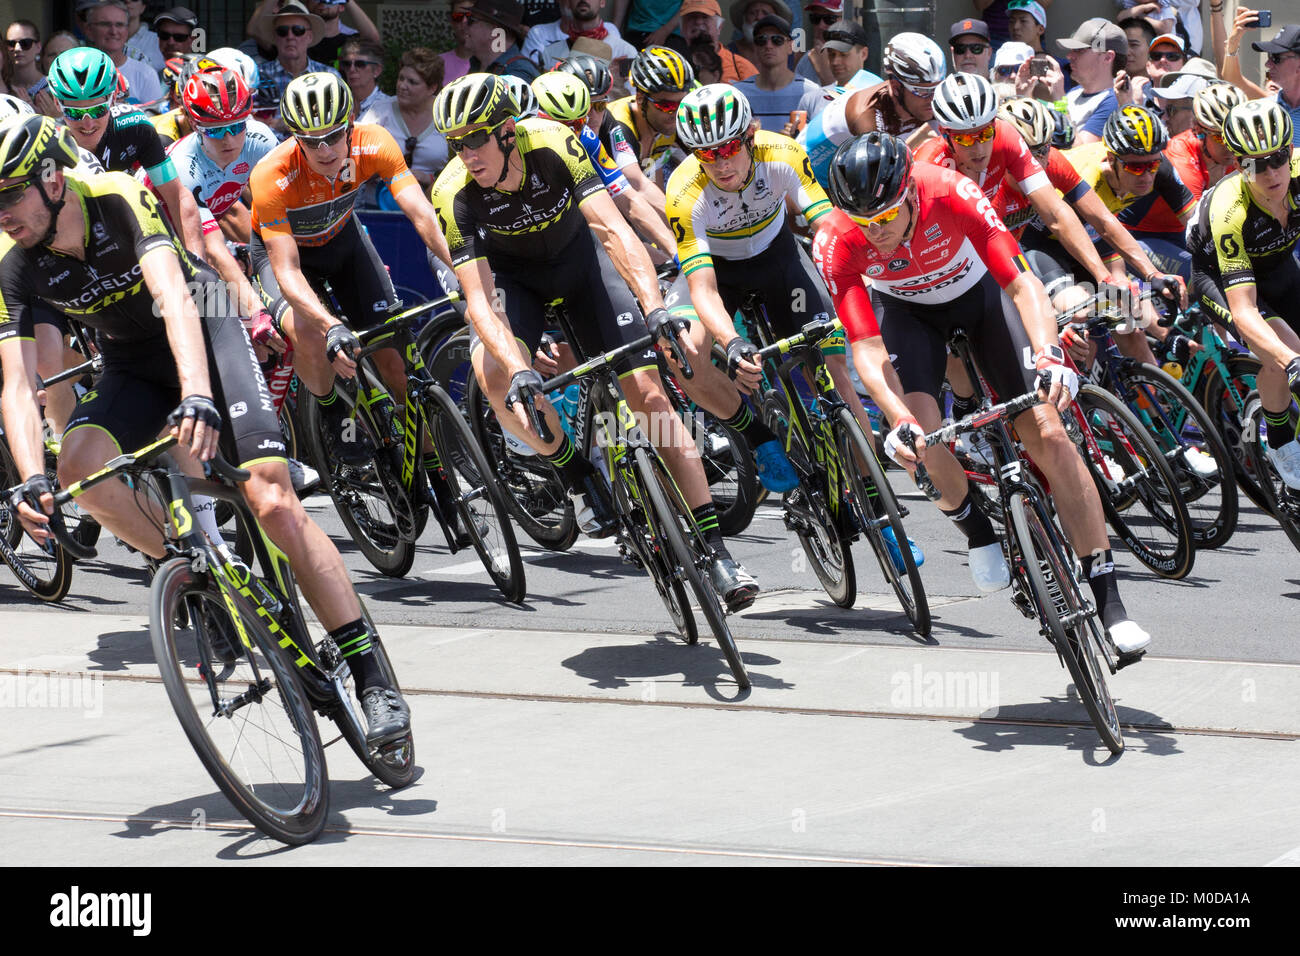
top-left (678, 0), bottom-right (722, 19)
top-left (950, 19), bottom-right (991, 42)
top-left (1163, 57), bottom-right (1219, 85)
top-left (1252, 24), bottom-right (1300, 54)
top-left (749, 15), bottom-right (793, 39)
top-left (1150, 74), bottom-right (1209, 100)
top-left (1057, 17), bottom-right (1127, 56)
top-left (1005, 1), bottom-right (1047, 29)
top-left (153, 6), bottom-right (199, 29)
top-left (823, 19), bottom-right (869, 53)
top-left (993, 41), bottom-right (1034, 71)
top-left (1149, 34), bottom-right (1186, 54)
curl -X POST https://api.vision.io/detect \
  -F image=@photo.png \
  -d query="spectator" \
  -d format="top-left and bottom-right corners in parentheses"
top-left (679, 0), bottom-right (756, 84)
top-left (1123, 15), bottom-right (1157, 77)
top-left (4, 20), bottom-right (45, 101)
top-left (733, 16), bottom-right (822, 134)
top-left (1249, 22), bottom-right (1300, 144)
top-left (1057, 17), bottom-right (1126, 143)
top-left (84, 1), bottom-right (164, 105)
top-left (794, 0), bottom-right (844, 87)
top-left (124, 0), bottom-right (164, 71)
top-left (691, 41), bottom-right (722, 83)
top-left (727, 0), bottom-right (793, 73)
top-left (522, 0), bottom-right (561, 27)
top-left (339, 37), bottom-right (390, 116)
top-left (970, 1), bottom-right (1018, 48)
top-left (1147, 33), bottom-right (1187, 86)
top-left (991, 40), bottom-right (1032, 96)
top-left (614, 0), bottom-right (685, 51)
top-left (41, 31), bottom-right (78, 74)
top-left (305, 1), bottom-right (381, 66)
top-left (1149, 73), bottom-right (1206, 135)
top-left (254, 0), bottom-right (342, 131)
top-left (360, 47), bottom-right (448, 194)
top-left (464, 0), bottom-right (538, 81)
top-left (950, 18), bottom-right (992, 76)
top-left (154, 8), bottom-right (200, 61)
top-left (524, 0), bottom-right (637, 66)
top-left (1006, 1), bottom-right (1048, 54)
top-left (820, 19), bottom-right (880, 92)
top-left (1114, 2), bottom-right (1176, 41)
top-left (441, 0), bottom-right (475, 84)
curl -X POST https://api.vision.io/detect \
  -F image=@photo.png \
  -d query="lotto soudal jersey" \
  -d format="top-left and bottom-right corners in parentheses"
top-left (664, 130), bottom-right (831, 275)
top-left (169, 118), bottom-right (278, 233)
top-left (92, 104), bottom-right (177, 185)
top-left (0, 171), bottom-right (197, 345)
top-left (912, 118), bottom-right (1050, 200)
top-left (810, 163), bottom-right (1027, 340)
top-left (430, 118), bottom-right (604, 268)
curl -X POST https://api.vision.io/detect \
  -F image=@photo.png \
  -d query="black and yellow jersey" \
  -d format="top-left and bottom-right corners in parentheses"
top-left (1188, 154), bottom-right (1300, 290)
top-left (0, 171), bottom-right (195, 345)
top-left (430, 118), bottom-right (604, 268)
top-left (664, 130), bottom-right (832, 277)
top-left (149, 107), bottom-right (189, 147)
top-left (606, 96), bottom-right (679, 178)
top-left (1063, 140), bottom-right (1194, 235)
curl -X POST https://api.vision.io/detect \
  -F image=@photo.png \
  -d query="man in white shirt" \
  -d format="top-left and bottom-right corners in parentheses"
top-left (522, 0), bottom-right (637, 65)
top-left (84, 0), bottom-right (165, 105)
top-left (124, 0), bottom-right (165, 71)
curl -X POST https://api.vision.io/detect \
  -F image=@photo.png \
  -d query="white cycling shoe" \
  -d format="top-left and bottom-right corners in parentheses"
top-left (1266, 439), bottom-right (1300, 490)
top-left (1108, 620), bottom-right (1151, 656)
top-left (969, 541), bottom-right (1010, 592)
top-left (1182, 446), bottom-right (1219, 479)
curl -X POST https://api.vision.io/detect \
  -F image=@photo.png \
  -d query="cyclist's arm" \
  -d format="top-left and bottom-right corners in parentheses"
top-left (0, 337), bottom-right (47, 488)
top-left (391, 183), bottom-right (453, 269)
top-left (154, 176), bottom-right (205, 257)
top-left (1004, 270), bottom-right (1059, 359)
top-left (264, 232), bottom-right (342, 336)
top-left (684, 266), bottom-right (745, 349)
top-left (614, 186), bottom-right (677, 262)
top-left (1227, 283), bottom-right (1299, 371)
top-left (203, 230), bottom-right (271, 336)
top-left (456, 258), bottom-right (530, 377)
top-left (1070, 186), bottom-right (1160, 279)
top-left (1026, 181), bottom-right (1112, 285)
top-left (851, 332), bottom-right (913, 428)
top-left (579, 189), bottom-right (665, 315)
top-left (219, 199), bottom-right (253, 244)
top-left (621, 160), bottom-right (670, 224)
top-left (142, 246), bottom-right (212, 400)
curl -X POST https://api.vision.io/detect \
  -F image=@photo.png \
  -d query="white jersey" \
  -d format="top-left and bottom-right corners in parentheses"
top-left (167, 118), bottom-right (278, 231)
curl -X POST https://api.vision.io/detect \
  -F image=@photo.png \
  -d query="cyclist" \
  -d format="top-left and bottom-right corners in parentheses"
top-left (1164, 82), bottom-right (1246, 201)
top-left (606, 47), bottom-right (694, 194)
top-left (150, 54), bottom-right (197, 146)
top-left (429, 73), bottom-right (759, 610)
top-left (1187, 100), bottom-right (1300, 488)
top-left (798, 32), bottom-right (946, 189)
top-left (531, 70), bottom-right (678, 265)
top-left (812, 132), bottom-right (1152, 657)
top-left (248, 72), bottom-right (460, 528)
top-left (0, 115), bottom-right (412, 744)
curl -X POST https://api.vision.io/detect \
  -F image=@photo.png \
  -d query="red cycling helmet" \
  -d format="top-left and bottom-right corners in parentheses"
top-left (114, 71), bottom-right (129, 100)
top-left (183, 67), bottom-right (252, 126)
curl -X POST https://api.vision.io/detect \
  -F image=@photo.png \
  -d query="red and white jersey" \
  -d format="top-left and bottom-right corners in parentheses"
top-left (993, 145), bottom-right (1090, 239)
top-left (913, 118), bottom-right (1050, 200)
top-left (811, 163), bottom-right (1028, 340)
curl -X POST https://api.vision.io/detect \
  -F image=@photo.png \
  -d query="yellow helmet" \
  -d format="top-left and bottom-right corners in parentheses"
top-left (532, 72), bottom-right (590, 122)
top-left (280, 71), bottom-right (353, 135)
top-left (0, 114), bottom-right (80, 180)
top-left (1221, 99), bottom-right (1293, 157)
top-left (1102, 105), bottom-right (1167, 157)
top-left (629, 47), bottom-right (694, 94)
top-left (433, 73), bottom-right (514, 134)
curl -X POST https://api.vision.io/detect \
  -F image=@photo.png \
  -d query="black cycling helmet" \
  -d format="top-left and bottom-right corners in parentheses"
top-left (1102, 105), bottom-right (1168, 157)
top-left (828, 132), bottom-right (913, 218)
top-left (557, 53), bottom-right (614, 101)
top-left (629, 47), bottom-right (694, 95)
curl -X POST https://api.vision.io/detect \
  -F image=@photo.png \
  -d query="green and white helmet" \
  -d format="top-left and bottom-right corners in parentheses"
top-left (48, 47), bottom-right (118, 102)
top-left (675, 84), bottom-right (752, 151)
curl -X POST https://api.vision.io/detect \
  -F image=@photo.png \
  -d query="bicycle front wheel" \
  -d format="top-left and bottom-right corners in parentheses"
top-left (1198, 353), bottom-right (1268, 513)
top-left (1008, 492), bottom-right (1124, 756)
top-left (149, 558), bottom-right (329, 845)
top-left (0, 439), bottom-right (73, 602)
top-left (836, 408), bottom-right (930, 636)
top-left (1242, 395), bottom-right (1300, 554)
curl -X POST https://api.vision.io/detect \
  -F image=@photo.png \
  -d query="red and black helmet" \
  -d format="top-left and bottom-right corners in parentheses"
top-left (182, 67), bottom-right (252, 127)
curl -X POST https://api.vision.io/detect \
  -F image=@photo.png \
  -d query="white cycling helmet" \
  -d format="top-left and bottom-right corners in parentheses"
top-left (883, 33), bottom-right (946, 92)
top-left (500, 74), bottom-right (538, 119)
top-left (206, 47), bottom-right (260, 95)
top-left (676, 84), bottom-right (753, 151)
top-left (998, 96), bottom-right (1055, 150)
top-left (0, 94), bottom-right (35, 122)
top-left (932, 73), bottom-right (998, 132)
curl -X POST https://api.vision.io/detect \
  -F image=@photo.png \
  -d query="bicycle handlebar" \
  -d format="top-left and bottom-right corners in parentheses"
top-left (1054, 289), bottom-right (1158, 330)
top-left (39, 353), bottom-right (103, 390)
top-left (754, 315), bottom-right (844, 365)
top-left (354, 293), bottom-right (462, 357)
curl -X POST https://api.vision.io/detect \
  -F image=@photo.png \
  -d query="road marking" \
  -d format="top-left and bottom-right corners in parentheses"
top-left (422, 536), bottom-right (622, 577)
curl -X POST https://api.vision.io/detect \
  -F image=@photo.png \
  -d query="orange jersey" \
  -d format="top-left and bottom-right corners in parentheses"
top-left (250, 124), bottom-right (415, 246)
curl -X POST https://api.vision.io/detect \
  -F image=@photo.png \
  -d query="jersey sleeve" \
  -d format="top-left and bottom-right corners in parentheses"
top-left (1001, 123), bottom-right (1049, 195)
top-left (811, 217), bottom-right (881, 340)
top-left (115, 175), bottom-right (184, 260)
top-left (580, 126), bottom-right (630, 196)
top-left (1046, 148), bottom-right (1088, 204)
top-left (248, 154), bottom-right (291, 240)
top-left (664, 162), bottom-right (713, 275)
top-left (949, 175), bottom-right (1029, 289)
top-left (603, 118), bottom-right (640, 171)
top-left (360, 124), bottom-right (416, 196)
top-left (430, 164), bottom-right (483, 268)
top-left (763, 133), bottom-right (832, 224)
top-left (1153, 158), bottom-right (1196, 220)
top-left (0, 241), bottom-right (34, 344)
top-left (545, 126), bottom-right (604, 205)
top-left (121, 114), bottom-right (175, 184)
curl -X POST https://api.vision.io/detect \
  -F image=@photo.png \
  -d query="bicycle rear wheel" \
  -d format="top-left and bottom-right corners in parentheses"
top-left (1198, 353), bottom-right (1268, 513)
top-left (1073, 384), bottom-right (1195, 580)
top-left (0, 439), bottom-right (73, 602)
top-left (636, 446), bottom-right (749, 689)
top-left (1242, 395), bottom-right (1300, 553)
top-left (149, 558), bottom-right (329, 844)
top-left (1008, 492), bottom-right (1124, 756)
top-left (836, 408), bottom-right (930, 636)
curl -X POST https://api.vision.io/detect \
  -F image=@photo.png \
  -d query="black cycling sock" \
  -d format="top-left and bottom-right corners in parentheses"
top-left (1081, 549), bottom-right (1128, 634)
top-left (691, 502), bottom-right (726, 551)
top-left (941, 491), bottom-right (999, 549)
top-left (1263, 408), bottom-right (1295, 450)
top-left (544, 434), bottom-right (592, 489)
top-left (721, 399), bottom-right (777, 447)
top-left (330, 618), bottom-right (386, 694)
top-left (315, 389), bottom-right (339, 410)
top-left (950, 392), bottom-right (979, 421)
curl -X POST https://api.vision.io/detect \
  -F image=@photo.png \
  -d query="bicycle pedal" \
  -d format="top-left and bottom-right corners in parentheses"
top-left (1115, 649), bottom-right (1146, 671)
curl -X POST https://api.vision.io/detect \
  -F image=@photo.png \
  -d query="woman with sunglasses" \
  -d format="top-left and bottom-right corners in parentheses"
top-left (2, 21), bottom-right (43, 104)
top-left (1188, 100), bottom-right (1300, 487)
top-left (812, 131), bottom-right (1155, 659)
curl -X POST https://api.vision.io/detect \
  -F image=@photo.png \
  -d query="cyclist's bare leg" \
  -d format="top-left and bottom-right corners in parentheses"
top-left (1012, 404), bottom-right (1109, 557)
top-left (623, 367), bottom-right (712, 508)
top-left (472, 340), bottom-right (566, 455)
top-left (1113, 328), bottom-right (1160, 365)
top-left (1245, 316), bottom-right (1300, 413)
top-left (660, 318), bottom-right (750, 419)
top-left (34, 324), bottom-right (78, 438)
top-left (57, 428), bottom-right (170, 557)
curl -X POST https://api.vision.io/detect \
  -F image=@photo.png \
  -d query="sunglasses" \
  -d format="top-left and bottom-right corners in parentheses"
top-left (1266, 52), bottom-right (1299, 64)
top-left (754, 34), bottom-right (789, 47)
top-left (560, 117), bottom-right (588, 135)
top-left (1240, 146), bottom-right (1292, 176)
top-left (694, 136), bottom-right (745, 164)
top-left (902, 83), bottom-right (937, 99)
top-left (0, 179), bottom-right (33, 211)
top-left (60, 101), bottom-right (111, 120)
top-left (645, 95), bottom-right (681, 114)
top-left (1197, 126), bottom-right (1225, 145)
top-left (995, 66), bottom-right (1019, 77)
top-left (450, 11), bottom-right (473, 23)
top-left (809, 13), bottom-right (837, 25)
top-left (447, 124), bottom-right (502, 153)
top-left (295, 125), bottom-right (350, 149)
top-left (952, 42), bottom-right (987, 55)
top-left (1149, 50), bottom-right (1185, 63)
top-left (1116, 157), bottom-right (1161, 175)
top-left (5, 37), bottom-right (36, 50)
top-left (157, 30), bottom-right (192, 43)
top-left (339, 59), bottom-right (380, 70)
top-left (275, 25), bottom-right (308, 37)
top-left (403, 134), bottom-right (418, 163)
top-left (947, 122), bottom-right (996, 147)
top-left (848, 191), bottom-right (910, 228)
top-left (199, 121), bottom-right (247, 139)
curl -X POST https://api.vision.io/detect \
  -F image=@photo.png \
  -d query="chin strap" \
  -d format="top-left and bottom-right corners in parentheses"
top-left (36, 179), bottom-right (66, 247)
top-left (493, 125), bottom-right (517, 187)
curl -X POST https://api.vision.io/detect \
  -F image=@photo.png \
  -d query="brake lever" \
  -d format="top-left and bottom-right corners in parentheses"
top-left (899, 429), bottom-right (940, 501)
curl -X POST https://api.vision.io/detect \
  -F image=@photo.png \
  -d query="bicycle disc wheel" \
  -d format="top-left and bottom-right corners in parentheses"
top-left (1073, 384), bottom-right (1195, 580)
top-left (301, 393), bottom-right (417, 577)
top-left (636, 446), bottom-right (749, 689)
top-left (0, 440), bottom-right (73, 601)
top-left (1008, 492), bottom-right (1124, 756)
top-left (1198, 353), bottom-right (1268, 513)
top-left (427, 383), bottom-right (527, 603)
top-left (149, 558), bottom-right (329, 844)
top-left (466, 375), bottom-right (578, 551)
top-left (1114, 363), bottom-right (1237, 550)
top-left (836, 408), bottom-right (930, 636)
top-left (1242, 395), bottom-right (1300, 554)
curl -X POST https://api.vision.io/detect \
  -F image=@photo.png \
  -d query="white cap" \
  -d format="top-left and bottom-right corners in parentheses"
top-left (993, 41), bottom-right (1034, 70)
top-left (1151, 74), bottom-right (1210, 101)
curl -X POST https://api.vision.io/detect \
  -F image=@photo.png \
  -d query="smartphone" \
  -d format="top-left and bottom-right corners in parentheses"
top-left (1031, 56), bottom-right (1051, 77)
top-left (1257, 10), bottom-right (1272, 27)
top-left (789, 109), bottom-right (808, 133)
